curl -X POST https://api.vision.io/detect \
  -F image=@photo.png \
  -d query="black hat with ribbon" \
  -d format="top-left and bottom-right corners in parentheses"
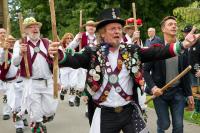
top-left (96, 8), bottom-right (125, 31)
top-left (181, 25), bottom-right (192, 33)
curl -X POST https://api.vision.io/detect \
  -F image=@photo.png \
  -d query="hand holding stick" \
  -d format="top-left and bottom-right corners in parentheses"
top-left (18, 13), bottom-right (30, 78)
top-left (145, 65), bottom-right (192, 104)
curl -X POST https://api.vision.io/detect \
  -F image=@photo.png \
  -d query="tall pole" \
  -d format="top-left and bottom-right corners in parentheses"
top-left (2, 0), bottom-right (8, 29)
top-left (4, 14), bottom-right (10, 69)
top-left (49, 0), bottom-right (58, 99)
top-left (79, 10), bottom-right (82, 51)
top-left (132, 2), bottom-right (138, 31)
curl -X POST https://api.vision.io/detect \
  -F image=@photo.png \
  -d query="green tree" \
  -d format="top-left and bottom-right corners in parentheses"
top-left (8, 0), bottom-right (195, 41)
top-left (173, 1), bottom-right (200, 39)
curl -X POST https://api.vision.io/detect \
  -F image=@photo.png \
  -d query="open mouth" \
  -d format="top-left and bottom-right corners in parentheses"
top-left (114, 36), bottom-right (120, 39)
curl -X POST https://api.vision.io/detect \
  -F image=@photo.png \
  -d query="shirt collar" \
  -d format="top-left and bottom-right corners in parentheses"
top-left (86, 32), bottom-right (96, 38)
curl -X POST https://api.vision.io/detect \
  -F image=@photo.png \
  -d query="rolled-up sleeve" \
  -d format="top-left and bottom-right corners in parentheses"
top-left (12, 40), bottom-right (22, 66)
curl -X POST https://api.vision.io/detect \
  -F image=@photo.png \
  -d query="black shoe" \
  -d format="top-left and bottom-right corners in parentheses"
top-left (60, 90), bottom-right (65, 100)
top-left (3, 95), bottom-right (7, 103)
top-left (74, 96), bottom-right (80, 107)
top-left (3, 114), bottom-right (10, 120)
top-left (23, 119), bottom-right (28, 126)
top-left (43, 114), bottom-right (55, 123)
top-left (69, 101), bottom-right (74, 107)
top-left (41, 124), bottom-right (47, 133)
top-left (25, 110), bottom-right (28, 114)
top-left (85, 112), bottom-right (88, 118)
top-left (16, 128), bottom-right (24, 133)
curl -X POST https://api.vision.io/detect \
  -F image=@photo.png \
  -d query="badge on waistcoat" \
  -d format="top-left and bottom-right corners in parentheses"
top-left (108, 74), bottom-right (118, 84)
top-left (34, 47), bottom-right (40, 53)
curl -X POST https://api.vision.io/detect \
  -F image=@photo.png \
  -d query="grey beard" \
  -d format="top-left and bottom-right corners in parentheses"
top-left (29, 34), bottom-right (40, 42)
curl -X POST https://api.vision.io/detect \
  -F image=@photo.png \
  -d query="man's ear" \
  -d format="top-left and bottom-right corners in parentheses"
top-left (161, 26), bottom-right (165, 33)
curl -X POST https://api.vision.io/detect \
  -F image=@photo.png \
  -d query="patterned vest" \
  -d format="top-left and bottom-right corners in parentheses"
top-left (86, 43), bottom-right (143, 104)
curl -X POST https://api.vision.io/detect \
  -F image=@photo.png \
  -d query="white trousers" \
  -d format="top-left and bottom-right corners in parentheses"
top-left (2, 81), bottom-right (14, 115)
top-left (22, 78), bottom-right (58, 122)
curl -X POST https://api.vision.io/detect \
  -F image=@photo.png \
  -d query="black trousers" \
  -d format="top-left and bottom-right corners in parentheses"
top-left (100, 104), bottom-right (136, 133)
top-left (88, 97), bottom-right (96, 126)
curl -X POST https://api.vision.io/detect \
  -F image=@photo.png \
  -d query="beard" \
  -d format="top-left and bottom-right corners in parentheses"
top-left (28, 32), bottom-right (40, 42)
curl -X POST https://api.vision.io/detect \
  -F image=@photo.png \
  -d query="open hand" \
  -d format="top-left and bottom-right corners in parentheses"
top-left (183, 26), bottom-right (200, 49)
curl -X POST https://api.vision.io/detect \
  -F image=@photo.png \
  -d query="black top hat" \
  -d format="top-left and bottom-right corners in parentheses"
top-left (96, 8), bottom-right (125, 31)
top-left (181, 25), bottom-right (192, 33)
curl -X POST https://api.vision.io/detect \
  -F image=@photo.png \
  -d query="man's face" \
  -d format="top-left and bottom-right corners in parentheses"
top-left (102, 23), bottom-right (123, 48)
top-left (25, 24), bottom-right (40, 41)
top-left (162, 19), bottom-right (177, 36)
top-left (86, 25), bottom-right (96, 34)
top-left (148, 29), bottom-right (155, 38)
top-left (126, 27), bottom-right (135, 37)
top-left (0, 28), bottom-right (6, 41)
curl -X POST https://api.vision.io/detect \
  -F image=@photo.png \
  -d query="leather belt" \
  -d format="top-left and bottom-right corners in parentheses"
top-left (100, 103), bottom-right (132, 113)
top-left (32, 78), bottom-right (48, 86)
top-left (32, 78), bottom-right (46, 80)
top-left (16, 80), bottom-right (23, 83)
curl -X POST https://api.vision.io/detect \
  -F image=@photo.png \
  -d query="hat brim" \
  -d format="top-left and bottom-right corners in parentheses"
top-left (96, 19), bottom-right (125, 31)
top-left (23, 22), bottom-right (42, 28)
top-left (123, 24), bottom-right (142, 30)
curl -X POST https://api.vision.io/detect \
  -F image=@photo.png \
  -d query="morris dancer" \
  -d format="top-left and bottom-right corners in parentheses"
top-left (0, 28), bottom-right (12, 121)
top-left (12, 17), bottom-right (61, 133)
top-left (4, 35), bottom-right (28, 133)
top-left (48, 8), bottom-right (200, 133)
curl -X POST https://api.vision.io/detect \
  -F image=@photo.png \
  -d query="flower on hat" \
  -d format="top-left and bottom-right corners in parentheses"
top-left (126, 18), bottom-right (143, 26)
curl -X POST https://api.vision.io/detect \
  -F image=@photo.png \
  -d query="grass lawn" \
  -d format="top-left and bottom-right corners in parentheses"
top-left (146, 96), bottom-right (200, 125)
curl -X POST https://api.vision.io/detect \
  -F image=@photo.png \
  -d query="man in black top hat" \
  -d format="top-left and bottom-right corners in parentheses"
top-left (48, 8), bottom-right (200, 133)
top-left (182, 25), bottom-right (200, 92)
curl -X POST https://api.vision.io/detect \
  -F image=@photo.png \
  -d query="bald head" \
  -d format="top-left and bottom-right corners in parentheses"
top-left (147, 27), bottom-right (156, 38)
top-left (0, 28), bottom-right (6, 41)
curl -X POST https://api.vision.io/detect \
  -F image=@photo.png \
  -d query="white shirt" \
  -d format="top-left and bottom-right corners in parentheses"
top-left (12, 37), bottom-right (52, 79)
top-left (0, 48), bottom-right (18, 79)
top-left (93, 49), bottom-right (133, 107)
top-left (68, 32), bottom-right (96, 49)
top-left (125, 34), bottom-right (133, 44)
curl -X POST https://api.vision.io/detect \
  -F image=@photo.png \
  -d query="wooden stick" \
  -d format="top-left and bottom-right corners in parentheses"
top-left (79, 10), bottom-right (82, 51)
top-left (18, 13), bottom-right (30, 78)
top-left (132, 3), bottom-right (138, 31)
top-left (4, 15), bottom-right (10, 69)
top-left (145, 65), bottom-right (192, 104)
top-left (49, 0), bottom-right (58, 99)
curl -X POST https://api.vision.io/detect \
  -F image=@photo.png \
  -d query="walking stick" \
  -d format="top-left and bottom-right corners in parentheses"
top-left (4, 15), bottom-right (11, 69)
top-left (79, 10), bottom-right (83, 51)
top-left (132, 3), bottom-right (138, 31)
top-left (18, 13), bottom-right (30, 78)
top-left (132, 2), bottom-right (140, 45)
top-left (49, 0), bottom-right (58, 99)
top-left (145, 65), bottom-right (192, 104)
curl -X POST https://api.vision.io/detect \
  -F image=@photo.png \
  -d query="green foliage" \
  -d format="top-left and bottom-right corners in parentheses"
top-left (173, 1), bottom-right (200, 39)
top-left (8, 0), bottom-right (195, 41)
